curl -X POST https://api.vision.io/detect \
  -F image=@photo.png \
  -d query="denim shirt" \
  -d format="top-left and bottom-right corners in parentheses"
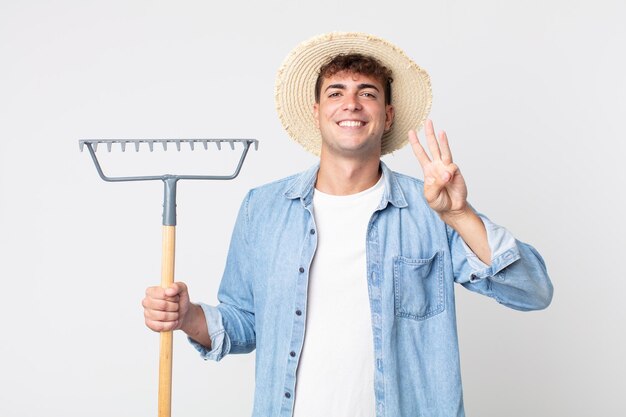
top-left (191, 162), bottom-right (553, 417)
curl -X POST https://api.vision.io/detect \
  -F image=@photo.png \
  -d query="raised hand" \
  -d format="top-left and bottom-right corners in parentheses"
top-left (408, 119), bottom-right (468, 221)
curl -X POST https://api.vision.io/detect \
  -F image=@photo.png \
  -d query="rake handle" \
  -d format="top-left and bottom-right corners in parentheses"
top-left (159, 225), bottom-right (176, 417)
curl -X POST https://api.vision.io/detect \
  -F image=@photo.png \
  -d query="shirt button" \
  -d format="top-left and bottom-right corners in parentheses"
top-left (299, 267), bottom-right (305, 273)
top-left (310, 229), bottom-right (315, 235)
top-left (290, 351), bottom-right (296, 357)
top-left (285, 392), bottom-right (291, 399)
top-left (295, 310), bottom-right (302, 316)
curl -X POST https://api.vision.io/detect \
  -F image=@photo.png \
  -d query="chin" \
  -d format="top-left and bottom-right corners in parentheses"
top-left (326, 143), bottom-right (381, 159)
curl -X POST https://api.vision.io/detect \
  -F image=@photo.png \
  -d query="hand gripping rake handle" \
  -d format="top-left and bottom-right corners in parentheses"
top-left (80, 138), bottom-right (258, 417)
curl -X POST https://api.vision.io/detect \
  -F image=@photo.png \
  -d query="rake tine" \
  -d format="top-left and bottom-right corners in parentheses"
top-left (229, 141), bottom-right (235, 150)
top-left (162, 141), bottom-right (167, 151)
top-left (216, 141), bottom-right (222, 150)
top-left (107, 142), bottom-right (113, 152)
top-left (175, 141), bottom-right (181, 152)
top-left (202, 140), bottom-right (208, 150)
top-left (93, 142), bottom-right (99, 152)
top-left (135, 141), bottom-right (140, 152)
top-left (189, 140), bottom-right (194, 151)
top-left (148, 140), bottom-right (154, 152)
top-left (121, 141), bottom-right (127, 152)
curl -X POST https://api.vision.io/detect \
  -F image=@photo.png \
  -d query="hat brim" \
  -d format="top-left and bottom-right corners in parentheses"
top-left (275, 32), bottom-right (432, 156)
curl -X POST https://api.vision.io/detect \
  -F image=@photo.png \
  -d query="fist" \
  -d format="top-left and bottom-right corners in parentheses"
top-left (142, 282), bottom-right (191, 332)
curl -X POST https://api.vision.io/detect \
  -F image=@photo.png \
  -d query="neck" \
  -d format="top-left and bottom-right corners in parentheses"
top-left (316, 152), bottom-right (381, 195)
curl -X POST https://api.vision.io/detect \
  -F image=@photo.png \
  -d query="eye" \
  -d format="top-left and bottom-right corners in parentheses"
top-left (328, 91), bottom-right (341, 98)
top-left (361, 91), bottom-right (377, 98)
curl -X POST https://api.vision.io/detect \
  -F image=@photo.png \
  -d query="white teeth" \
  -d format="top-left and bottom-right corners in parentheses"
top-left (338, 121), bottom-right (364, 127)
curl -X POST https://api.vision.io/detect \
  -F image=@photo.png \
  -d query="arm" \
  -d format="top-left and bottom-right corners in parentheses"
top-left (408, 120), bottom-right (553, 310)
top-left (448, 217), bottom-right (553, 310)
top-left (441, 208), bottom-right (490, 265)
top-left (408, 119), bottom-right (491, 265)
top-left (188, 191), bottom-right (257, 360)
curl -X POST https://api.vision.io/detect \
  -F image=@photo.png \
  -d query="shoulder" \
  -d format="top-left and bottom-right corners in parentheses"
top-left (386, 168), bottom-right (426, 200)
top-left (234, 170), bottom-right (310, 232)
top-left (246, 171), bottom-right (302, 200)
top-left (389, 169), bottom-right (425, 188)
top-left (238, 169), bottom-right (310, 215)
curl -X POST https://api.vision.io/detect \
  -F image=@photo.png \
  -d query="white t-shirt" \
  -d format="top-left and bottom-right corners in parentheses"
top-left (293, 175), bottom-right (385, 417)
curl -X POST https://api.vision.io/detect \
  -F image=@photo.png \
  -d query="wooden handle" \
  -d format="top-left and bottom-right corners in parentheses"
top-left (159, 225), bottom-right (176, 417)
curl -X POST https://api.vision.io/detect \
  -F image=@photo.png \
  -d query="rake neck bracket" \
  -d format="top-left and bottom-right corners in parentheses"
top-left (162, 177), bottom-right (178, 226)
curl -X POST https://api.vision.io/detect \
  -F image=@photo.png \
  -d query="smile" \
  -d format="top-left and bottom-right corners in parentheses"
top-left (337, 120), bottom-right (366, 127)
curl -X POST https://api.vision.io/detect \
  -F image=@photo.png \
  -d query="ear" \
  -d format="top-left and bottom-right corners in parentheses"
top-left (313, 102), bottom-right (320, 129)
top-left (384, 104), bottom-right (395, 131)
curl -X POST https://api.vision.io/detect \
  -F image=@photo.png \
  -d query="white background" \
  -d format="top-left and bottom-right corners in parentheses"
top-left (1, 1), bottom-right (624, 416)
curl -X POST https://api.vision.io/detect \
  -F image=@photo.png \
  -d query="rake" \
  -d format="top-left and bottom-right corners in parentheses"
top-left (79, 138), bottom-right (258, 417)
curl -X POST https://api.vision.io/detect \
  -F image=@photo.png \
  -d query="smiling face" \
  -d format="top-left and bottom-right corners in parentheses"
top-left (314, 70), bottom-right (394, 160)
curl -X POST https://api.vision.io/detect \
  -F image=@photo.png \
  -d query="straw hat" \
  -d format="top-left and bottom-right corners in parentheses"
top-left (275, 32), bottom-right (432, 156)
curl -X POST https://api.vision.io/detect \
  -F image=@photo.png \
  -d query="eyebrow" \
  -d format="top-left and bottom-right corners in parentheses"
top-left (324, 83), bottom-right (380, 92)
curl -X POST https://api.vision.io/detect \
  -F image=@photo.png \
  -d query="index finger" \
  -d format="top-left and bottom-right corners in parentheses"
top-left (145, 286), bottom-right (166, 299)
top-left (145, 285), bottom-right (179, 302)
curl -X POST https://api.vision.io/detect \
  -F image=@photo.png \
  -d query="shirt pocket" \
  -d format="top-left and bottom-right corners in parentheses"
top-left (393, 251), bottom-right (445, 321)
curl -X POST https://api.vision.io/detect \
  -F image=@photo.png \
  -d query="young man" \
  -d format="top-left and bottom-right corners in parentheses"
top-left (142, 33), bottom-right (553, 417)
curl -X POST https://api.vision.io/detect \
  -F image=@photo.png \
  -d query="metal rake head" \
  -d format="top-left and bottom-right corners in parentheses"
top-left (79, 138), bottom-right (258, 182)
top-left (79, 138), bottom-right (258, 226)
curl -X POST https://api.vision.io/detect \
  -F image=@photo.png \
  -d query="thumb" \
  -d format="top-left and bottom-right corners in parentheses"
top-left (164, 281), bottom-right (188, 297)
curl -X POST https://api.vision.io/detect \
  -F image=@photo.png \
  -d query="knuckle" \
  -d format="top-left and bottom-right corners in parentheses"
top-left (146, 320), bottom-right (160, 332)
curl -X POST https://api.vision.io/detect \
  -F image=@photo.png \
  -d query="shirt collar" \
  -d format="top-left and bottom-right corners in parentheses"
top-left (283, 161), bottom-right (408, 209)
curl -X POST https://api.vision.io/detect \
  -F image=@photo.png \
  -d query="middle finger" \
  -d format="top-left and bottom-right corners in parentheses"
top-left (425, 119), bottom-right (442, 161)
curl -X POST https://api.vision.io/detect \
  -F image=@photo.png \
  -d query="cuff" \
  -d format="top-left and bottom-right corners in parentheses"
top-left (461, 216), bottom-right (521, 283)
top-left (187, 302), bottom-right (230, 362)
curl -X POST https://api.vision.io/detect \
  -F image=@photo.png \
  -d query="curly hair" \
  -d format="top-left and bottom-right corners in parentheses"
top-left (314, 53), bottom-right (393, 105)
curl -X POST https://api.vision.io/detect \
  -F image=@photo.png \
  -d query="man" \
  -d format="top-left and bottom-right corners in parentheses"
top-left (142, 32), bottom-right (553, 417)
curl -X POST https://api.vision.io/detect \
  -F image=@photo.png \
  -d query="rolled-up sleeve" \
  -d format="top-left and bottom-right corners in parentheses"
top-left (188, 303), bottom-right (230, 361)
top-left (450, 215), bottom-right (553, 311)
top-left (459, 216), bottom-right (520, 281)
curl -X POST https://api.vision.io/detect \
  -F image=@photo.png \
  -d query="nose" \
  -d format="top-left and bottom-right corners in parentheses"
top-left (344, 94), bottom-right (362, 111)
